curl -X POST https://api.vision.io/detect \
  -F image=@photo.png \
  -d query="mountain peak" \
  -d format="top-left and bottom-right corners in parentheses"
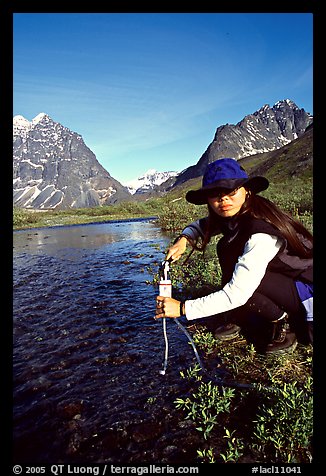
top-left (274, 99), bottom-right (298, 109)
top-left (31, 112), bottom-right (49, 125)
top-left (142, 168), bottom-right (157, 176)
top-left (125, 169), bottom-right (179, 195)
top-left (13, 114), bottom-right (28, 123)
top-left (13, 115), bottom-right (32, 138)
top-left (13, 113), bottom-right (52, 136)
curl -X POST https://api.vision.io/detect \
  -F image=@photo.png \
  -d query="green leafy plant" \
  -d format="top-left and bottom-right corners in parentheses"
top-left (179, 363), bottom-right (203, 381)
top-left (197, 447), bottom-right (216, 463)
top-left (192, 328), bottom-right (219, 355)
top-left (251, 377), bottom-right (313, 462)
top-left (175, 378), bottom-right (235, 440)
top-left (220, 428), bottom-right (244, 462)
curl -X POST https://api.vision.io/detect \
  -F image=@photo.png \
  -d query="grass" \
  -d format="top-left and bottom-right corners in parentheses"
top-left (13, 199), bottom-right (161, 230)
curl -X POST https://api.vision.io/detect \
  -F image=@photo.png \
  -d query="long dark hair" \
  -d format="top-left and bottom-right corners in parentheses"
top-left (194, 192), bottom-right (313, 259)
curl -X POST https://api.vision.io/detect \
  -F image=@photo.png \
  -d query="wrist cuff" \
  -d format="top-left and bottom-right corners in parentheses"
top-left (173, 234), bottom-right (190, 245)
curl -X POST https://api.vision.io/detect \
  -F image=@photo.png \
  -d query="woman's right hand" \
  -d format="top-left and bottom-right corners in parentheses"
top-left (166, 236), bottom-right (188, 262)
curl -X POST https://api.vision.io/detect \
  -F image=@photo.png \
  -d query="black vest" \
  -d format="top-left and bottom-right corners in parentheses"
top-left (216, 215), bottom-right (313, 286)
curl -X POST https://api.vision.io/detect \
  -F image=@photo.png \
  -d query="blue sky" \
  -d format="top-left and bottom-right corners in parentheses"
top-left (13, 13), bottom-right (313, 184)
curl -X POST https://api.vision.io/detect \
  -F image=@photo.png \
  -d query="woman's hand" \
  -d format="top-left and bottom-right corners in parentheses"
top-left (166, 236), bottom-right (188, 262)
top-left (155, 296), bottom-right (181, 319)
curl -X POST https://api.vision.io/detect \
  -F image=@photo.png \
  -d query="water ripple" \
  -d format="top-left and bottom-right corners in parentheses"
top-left (13, 220), bottom-right (201, 464)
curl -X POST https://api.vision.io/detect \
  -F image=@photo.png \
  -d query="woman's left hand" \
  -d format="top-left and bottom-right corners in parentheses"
top-left (155, 296), bottom-right (180, 319)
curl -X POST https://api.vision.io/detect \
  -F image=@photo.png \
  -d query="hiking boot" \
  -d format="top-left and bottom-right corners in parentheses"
top-left (214, 323), bottom-right (241, 341)
top-left (265, 314), bottom-right (297, 355)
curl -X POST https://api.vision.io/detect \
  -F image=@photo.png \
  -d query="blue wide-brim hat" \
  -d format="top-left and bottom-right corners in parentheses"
top-left (186, 158), bottom-right (269, 205)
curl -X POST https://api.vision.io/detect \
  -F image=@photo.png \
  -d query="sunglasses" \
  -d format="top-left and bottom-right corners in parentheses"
top-left (207, 186), bottom-right (242, 200)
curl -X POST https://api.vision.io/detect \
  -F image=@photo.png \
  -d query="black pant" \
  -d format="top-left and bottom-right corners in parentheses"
top-left (199, 271), bottom-right (311, 344)
top-left (230, 271), bottom-right (310, 344)
top-left (246, 271), bottom-right (303, 321)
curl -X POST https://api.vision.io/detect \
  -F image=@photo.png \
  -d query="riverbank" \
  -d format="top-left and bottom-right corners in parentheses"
top-left (14, 178), bottom-right (313, 235)
top-left (13, 210), bottom-right (158, 231)
top-left (13, 200), bottom-right (161, 230)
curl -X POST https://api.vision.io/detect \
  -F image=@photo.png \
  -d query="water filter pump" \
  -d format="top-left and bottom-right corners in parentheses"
top-left (157, 260), bottom-right (203, 375)
top-left (159, 260), bottom-right (172, 298)
top-left (158, 261), bottom-right (171, 375)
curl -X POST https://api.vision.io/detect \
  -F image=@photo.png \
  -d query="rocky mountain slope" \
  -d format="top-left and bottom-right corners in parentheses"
top-left (167, 123), bottom-right (313, 201)
top-left (173, 99), bottom-right (313, 187)
top-left (239, 123), bottom-right (313, 182)
top-left (13, 113), bottom-right (131, 209)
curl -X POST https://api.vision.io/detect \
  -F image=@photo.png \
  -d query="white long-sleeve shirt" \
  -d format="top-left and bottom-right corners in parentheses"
top-left (185, 232), bottom-right (283, 321)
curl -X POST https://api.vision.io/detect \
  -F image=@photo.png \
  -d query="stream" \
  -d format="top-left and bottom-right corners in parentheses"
top-left (13, 218), bottom-right (204, 465)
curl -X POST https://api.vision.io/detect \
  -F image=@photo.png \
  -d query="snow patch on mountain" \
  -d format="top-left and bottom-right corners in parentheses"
top-left (13, 115), bottom-right (32, 138)
top-left (124, 169), bottom-right (179, 195)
